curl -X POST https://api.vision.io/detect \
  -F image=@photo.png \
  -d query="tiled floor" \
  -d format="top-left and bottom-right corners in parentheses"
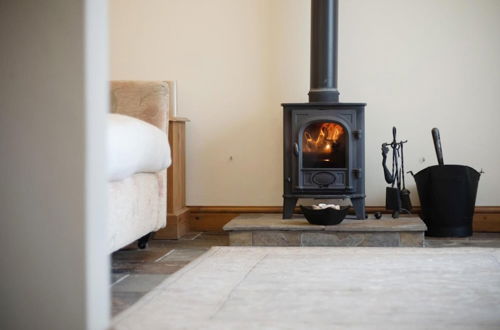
top-left (111, 231), bottom-right (500, 316)
top-left (425, 232), bottom-right (500, 248)
top-left (111, 232), bottom-right (228, 316)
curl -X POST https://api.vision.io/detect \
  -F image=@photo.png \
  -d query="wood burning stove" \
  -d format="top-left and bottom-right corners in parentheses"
top-left (282, 0), bottom-right (366, 219)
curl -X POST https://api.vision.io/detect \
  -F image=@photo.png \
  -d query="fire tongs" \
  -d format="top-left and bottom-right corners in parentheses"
top-left (381, 127), bottom-right (411, 218)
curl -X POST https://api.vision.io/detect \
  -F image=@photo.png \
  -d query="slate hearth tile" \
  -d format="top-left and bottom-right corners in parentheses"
top-left (234, 213), bottom-right (264, 219)
top-left (301, 232), bottom-right (365, 246)
top-left (400, 232), bottom-right (424, 247)
top-left (224, 214), bottom-right (324, 231)
top-left (359, 232), bottom-right (400, 247)
top-left (253, 231), bottom-right (301, 246)
top-left (301, 232), bottom-right (400, 247)
top-left (229, 232), bottom-right (253, 246)
top-left (324, 217), bottom-right (426, 232)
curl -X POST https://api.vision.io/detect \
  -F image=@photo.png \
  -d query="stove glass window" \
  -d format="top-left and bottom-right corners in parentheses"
top-left (302, 122), bottom-right (346, 168)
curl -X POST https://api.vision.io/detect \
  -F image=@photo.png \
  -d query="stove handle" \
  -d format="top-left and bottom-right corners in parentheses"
top-left (294, 142), bottom-right (299, 156)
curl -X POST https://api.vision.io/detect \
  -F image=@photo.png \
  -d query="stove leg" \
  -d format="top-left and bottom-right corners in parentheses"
top-left (351, 198), bottom-right (366, 220)
top-left (283, 197), bottom-right (298, 219)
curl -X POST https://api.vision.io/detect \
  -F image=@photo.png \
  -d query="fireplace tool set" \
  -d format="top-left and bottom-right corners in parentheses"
top-left (381, 127), bottom-right (412, 218)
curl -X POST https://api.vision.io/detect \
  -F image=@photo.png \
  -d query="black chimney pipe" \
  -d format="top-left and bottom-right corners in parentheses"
top-left (308, 0), bottom-right (339, 103)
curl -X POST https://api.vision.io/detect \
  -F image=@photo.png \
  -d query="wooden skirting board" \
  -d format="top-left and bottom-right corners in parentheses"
top-left (188, 206), bottom-right (500, 233)
top-left (154, 207), bottom-right (190, 239)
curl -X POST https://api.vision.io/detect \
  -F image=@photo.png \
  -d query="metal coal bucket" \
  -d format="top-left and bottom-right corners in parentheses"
top-left (411, 129), bottom-right (481, 237)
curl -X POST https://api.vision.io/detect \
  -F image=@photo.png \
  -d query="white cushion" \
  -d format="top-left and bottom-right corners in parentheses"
top-left (107, 114), bottom-right (171, 181)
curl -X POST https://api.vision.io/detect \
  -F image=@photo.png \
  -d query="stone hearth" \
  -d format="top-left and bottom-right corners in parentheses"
top-left (223, 214), bottom-right (427, 247)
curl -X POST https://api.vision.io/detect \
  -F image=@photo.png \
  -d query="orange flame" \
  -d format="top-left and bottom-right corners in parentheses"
top-left (303, 123), bottom-right (344, 154)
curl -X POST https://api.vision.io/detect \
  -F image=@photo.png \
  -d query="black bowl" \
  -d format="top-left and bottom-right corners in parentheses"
top-left (300, 205), bottom-right (350, 225)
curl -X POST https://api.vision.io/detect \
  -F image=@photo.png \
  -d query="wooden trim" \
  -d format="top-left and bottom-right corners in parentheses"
top-left (189, 206), bottom-right (283, 213)
top-left (188, 205), bottom-right (500, 233)
top-left (154, 119), bottom-right (189, 239)
top-left (189, 205), bottom-right (500, 213)
top-left (154, 207), bottom-right (190, 239)
top-left (189, 206), bottom-right (393, 214)
top-left (473, 214), bottom-right (500, 232)
top-left (473, 206), bottom-right (500, 214)
top-left (169, 117), bottom-right (190, 122)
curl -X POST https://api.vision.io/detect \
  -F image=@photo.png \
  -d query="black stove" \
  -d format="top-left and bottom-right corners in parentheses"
top-left (282, 0), bottom-right (366, 219)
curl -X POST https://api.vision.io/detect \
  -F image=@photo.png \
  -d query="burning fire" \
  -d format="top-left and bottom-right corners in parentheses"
top-left (303, 122), bottom-right (344, 154)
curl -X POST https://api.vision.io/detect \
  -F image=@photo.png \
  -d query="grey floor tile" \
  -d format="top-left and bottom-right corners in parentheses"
top-left (426, 239), bottom-right (500, 248)
top-left (111, 273), bottom-right (129, 285)
top-left (179, 232), bottom-right (203, 240)
top-left (112, 260), bottom-right (189, 274)
top-left (425, 232), bottom-right (500, 248)
top-left (157, 248), bottom-right (208, 262)
top-left (111, 248), bottom-right (171, 263)
top-left (470, 232), bottom-right (500, 240)
top-left (112, 274), bottom-right (169, 293)
top-left (152, 232), bottom-right (229, 249)
top-left (112, 292), bottom-right (146, 317)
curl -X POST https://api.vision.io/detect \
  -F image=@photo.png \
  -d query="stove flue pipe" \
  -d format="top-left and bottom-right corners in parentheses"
top-left (308, 0), bottom-right (339, 103)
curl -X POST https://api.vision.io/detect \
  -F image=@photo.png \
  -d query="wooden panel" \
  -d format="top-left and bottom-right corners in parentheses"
top-left (187, 206), bottom-right (500, 233)
top-left (167, 121), bottom-right (186, 212)
top-left (155, 118), bottom-right (189, 239)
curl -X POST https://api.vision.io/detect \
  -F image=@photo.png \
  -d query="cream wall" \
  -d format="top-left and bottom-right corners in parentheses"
top-left (110, 0), bottom-right (500, 206)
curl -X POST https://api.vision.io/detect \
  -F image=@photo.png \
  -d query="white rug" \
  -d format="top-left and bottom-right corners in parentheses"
top-left (112, 247), bottom-right (500, 330)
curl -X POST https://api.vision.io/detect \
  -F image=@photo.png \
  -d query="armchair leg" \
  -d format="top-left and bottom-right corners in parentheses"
top-left (137, 232), bottom-right (153, 249)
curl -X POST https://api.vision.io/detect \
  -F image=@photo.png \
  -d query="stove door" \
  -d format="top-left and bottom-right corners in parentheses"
top-left (292, 110), bottom-right (356, 192)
